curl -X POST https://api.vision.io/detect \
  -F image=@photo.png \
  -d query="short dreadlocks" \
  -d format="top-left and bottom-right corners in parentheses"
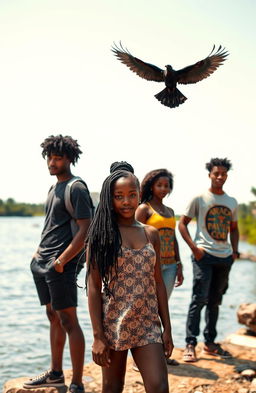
top-left (205, 158), bottom-right (232, 172)
top-left (41, 134), bottom-right (82, 165)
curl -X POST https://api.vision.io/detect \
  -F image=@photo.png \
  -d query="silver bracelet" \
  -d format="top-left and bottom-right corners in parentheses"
top-left (176, 261), bottom-right (182, 265)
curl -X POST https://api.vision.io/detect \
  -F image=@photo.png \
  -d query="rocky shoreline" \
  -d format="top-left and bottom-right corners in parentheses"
top-left (4, 334), bottom-right (256, 393)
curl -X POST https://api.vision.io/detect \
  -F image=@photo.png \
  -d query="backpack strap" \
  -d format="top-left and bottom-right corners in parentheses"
top-left (64, 176), bottom-right (82, 218)
top-left (64, 176), bottom-right (94, 237)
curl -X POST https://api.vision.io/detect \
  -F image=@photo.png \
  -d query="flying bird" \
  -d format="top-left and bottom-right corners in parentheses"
top-left (112, 42), bottom-right (229, 108)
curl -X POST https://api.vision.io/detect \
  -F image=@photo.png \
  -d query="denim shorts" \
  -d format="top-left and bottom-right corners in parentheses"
top-left (161, 263), bottom-right (177, 300)
top-left (31, 257), bottom-right (83, 311)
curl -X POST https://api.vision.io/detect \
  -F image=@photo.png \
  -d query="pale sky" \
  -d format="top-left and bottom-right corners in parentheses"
top-left (0, 0), bottom-right (255, 213)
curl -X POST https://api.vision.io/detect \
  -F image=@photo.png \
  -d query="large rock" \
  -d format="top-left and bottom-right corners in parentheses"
top-left (237, 303), bottom-right (256, 333)
top-left (225, 329), bottom-right (256, 348)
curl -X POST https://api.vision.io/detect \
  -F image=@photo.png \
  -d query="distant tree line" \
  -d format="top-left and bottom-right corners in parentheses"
top-left (0, 198), bottom-right (44, 216)
top-left (238, 187), bottom-right (256, 245)
top-left (0, 193), bottom-right (100, 217)
top-left (2, 192), bottom-right (255, 246)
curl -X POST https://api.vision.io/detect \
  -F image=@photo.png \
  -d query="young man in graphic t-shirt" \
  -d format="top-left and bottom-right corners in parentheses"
top-left (179, 158), bottom-right (239, 362)
top-left (23, 135), bottom-right (93, 393)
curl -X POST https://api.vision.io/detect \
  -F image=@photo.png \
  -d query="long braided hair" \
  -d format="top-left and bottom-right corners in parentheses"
top-left (86, 170), bottom-right (139, 296)
top-left (140, 169), bottom-right (173, 203)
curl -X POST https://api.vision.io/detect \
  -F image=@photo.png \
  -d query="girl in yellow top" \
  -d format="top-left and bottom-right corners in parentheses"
top-left (136, 169), bottom-right (184, 365)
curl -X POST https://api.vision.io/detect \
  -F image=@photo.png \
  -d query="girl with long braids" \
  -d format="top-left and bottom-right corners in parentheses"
top-left (135, 169), bottom-right (184, 366)
top-left (86, 170), bottom-right (173, 393)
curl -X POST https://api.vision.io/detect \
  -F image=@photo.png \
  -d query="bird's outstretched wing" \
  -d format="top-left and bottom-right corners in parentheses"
top-left (112, 42), bottom-right (164, 82)
top-left (176, 45), bottom-right (229, 85)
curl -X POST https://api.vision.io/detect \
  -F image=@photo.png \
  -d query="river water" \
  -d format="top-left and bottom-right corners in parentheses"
top-left (1, 216), bottom-right (256, 388)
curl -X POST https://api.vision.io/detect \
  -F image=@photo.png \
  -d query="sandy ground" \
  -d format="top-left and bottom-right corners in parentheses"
top-left (4, 340), bottom-right (256, 393)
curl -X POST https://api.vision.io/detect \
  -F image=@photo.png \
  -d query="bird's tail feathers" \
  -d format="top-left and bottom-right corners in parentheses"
top-left (155, 87), bottom-right (187, 108)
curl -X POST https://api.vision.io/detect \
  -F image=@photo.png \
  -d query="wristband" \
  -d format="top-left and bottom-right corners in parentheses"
top-left (176, 261), bottom-right (182, 265)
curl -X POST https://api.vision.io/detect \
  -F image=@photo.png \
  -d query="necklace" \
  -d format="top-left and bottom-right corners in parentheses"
top-left (155, 205), bottom-right (166, 215)
top-left (149, 201), bottom-right (167, 215)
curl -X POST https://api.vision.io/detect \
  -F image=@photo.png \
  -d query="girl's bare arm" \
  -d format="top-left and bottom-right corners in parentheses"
top-left (87, 257), bottom-right (111, 367)
top-left (174, 234), bottom-right (184, 286)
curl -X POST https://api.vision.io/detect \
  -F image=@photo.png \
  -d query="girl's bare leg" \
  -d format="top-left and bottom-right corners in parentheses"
top-left (101, 349), bottom-right (128, 393)
top-left (131, 343), bottom-right (169, 393)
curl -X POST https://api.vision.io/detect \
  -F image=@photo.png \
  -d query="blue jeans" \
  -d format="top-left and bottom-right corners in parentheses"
top-left (161, 264), bottom-right (177, 300)
top-left (186, 252), bottom-right (233, 346)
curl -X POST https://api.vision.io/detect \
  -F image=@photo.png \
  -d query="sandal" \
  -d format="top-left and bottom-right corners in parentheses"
top-left (203, 343), bottom-right (232, 359)
top-left (166, 358), bottom-right (179, 366)
top-left (183, 344), bottom-right (197, 362)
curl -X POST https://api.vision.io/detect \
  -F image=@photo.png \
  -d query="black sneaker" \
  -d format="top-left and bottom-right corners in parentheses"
top-left (69, 383), bottom-right (85, 393)
top-left (203, 343), bottom-right (232, 358)
top-left (23, 369), bottom-right (65, 388)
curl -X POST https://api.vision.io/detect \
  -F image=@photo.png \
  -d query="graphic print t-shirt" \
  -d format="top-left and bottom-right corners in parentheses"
top-left (184, 190), bottom-right (238, 258)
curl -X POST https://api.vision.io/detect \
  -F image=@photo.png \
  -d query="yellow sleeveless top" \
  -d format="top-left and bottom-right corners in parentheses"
top-left (146, 203), bottom-right (176, 265)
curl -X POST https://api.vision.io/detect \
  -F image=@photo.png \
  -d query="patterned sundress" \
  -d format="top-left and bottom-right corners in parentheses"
top-left (102, 242), bottom-right (162, 351)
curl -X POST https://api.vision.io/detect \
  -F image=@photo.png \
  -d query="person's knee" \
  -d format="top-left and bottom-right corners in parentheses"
top-left (208, 297), bottom-right (222, 307)
top-left (208, 288), bottom-right (226, 307)
top-left (143, 367), bottom-right (169, 393)
top-left (192, 294), bottom-right (208, 306)
top-left (58, 313), bottom-right (72, 333)
top-left (46, 305), bottom-right (58, 323)
top-left (103, 380), bottom-right (124, 393)
top-left (58, 311), bottom-right (79, 333)
top-left (146, 378), bottom-right (168, 393)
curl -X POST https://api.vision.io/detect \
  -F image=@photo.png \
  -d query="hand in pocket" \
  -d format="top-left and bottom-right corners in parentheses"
top-left (193, 247), bottom-right (205, 261)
